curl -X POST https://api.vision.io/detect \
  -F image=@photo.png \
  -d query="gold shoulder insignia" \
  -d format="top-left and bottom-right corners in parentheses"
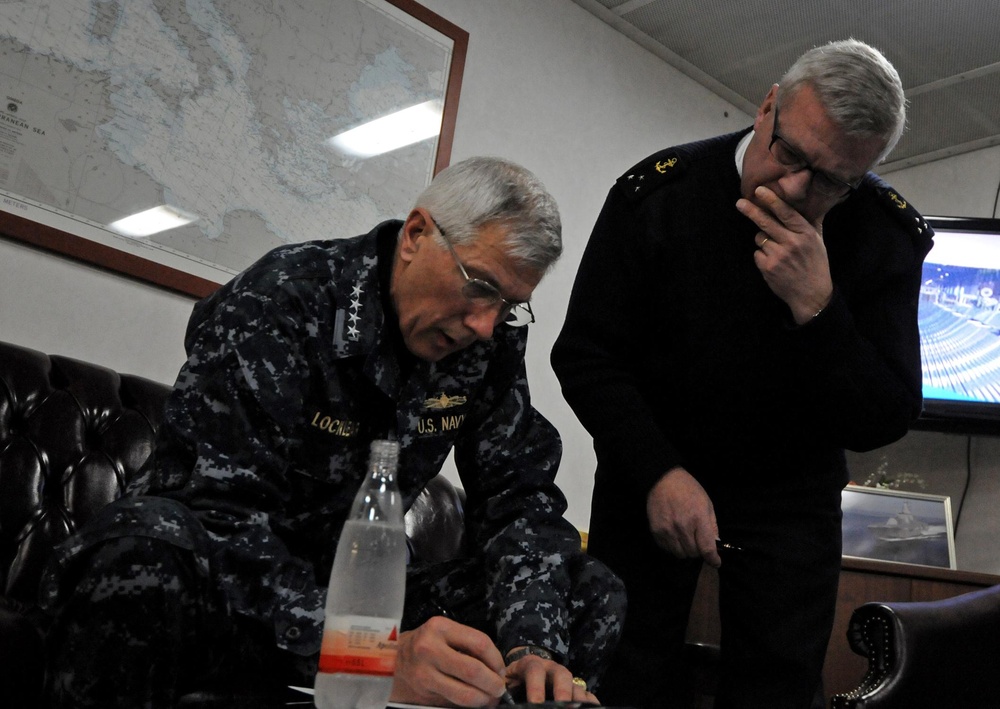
top-left (655, 158), bottom-right (678, 173)
top-left (876, 184), bottom-right (931, 241)
top-left (617, 152), bottom-right (685, 203)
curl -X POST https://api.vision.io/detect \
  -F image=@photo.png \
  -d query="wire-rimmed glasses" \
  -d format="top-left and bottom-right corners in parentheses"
top-left (432, 217), bottom-right (535, 327)
top-left (768, 103), bottom-right (862, 198)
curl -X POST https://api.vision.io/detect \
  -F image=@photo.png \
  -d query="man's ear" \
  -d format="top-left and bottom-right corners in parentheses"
top-left (398, 208), bottom-right (431, 263)
top-left (754, 83), bottom-right (779, 132)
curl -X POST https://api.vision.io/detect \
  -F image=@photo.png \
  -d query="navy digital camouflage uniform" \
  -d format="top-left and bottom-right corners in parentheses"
top-left (41, 221), bottom-right (625, 706)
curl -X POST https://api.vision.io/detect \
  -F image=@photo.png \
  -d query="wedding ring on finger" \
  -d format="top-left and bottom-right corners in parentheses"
top-left (759, 236), bottom-right (770, 249)
top-left (572, 677), bottom-right (588, 690)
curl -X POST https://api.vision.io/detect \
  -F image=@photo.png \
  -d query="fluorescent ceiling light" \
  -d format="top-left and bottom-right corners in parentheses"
top-left (328, 100), bottom-right (442, 158)
top-left (109, 205), bottom-right (198, 237)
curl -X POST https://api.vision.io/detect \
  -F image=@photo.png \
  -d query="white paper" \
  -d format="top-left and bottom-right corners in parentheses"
top-left (287, 686), bottom-right (451, 709)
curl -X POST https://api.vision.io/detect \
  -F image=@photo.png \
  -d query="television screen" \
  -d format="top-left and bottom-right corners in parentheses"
top-left (916, 216), bottom-right (1000, 433)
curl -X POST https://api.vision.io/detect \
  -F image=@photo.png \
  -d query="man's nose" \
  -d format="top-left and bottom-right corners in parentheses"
top-left (777, 166), bottom-right (814, 202)
top-left (463, 306), bottom-right (498, 341)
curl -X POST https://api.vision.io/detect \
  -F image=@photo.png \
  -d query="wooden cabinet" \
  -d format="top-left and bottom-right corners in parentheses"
top-left (684, 557), bottom-right (1000, 699)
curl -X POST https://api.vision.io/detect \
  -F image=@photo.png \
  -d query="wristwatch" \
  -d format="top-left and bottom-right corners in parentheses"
top-left (505, 645), bottom-right (554, 665)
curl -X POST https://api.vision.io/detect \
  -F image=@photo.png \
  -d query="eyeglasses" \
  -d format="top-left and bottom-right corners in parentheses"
top-left (431, 217), bottom-right (535, 327)
top-left (768, 104), bottom-right (862, 198)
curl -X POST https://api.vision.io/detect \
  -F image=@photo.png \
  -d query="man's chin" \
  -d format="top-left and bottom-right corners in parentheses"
top-left (406, 331), bottom-right (466, 363)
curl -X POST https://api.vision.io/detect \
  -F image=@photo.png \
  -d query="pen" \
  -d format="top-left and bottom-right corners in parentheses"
top-left (499, 661), bottom-right (516, 705)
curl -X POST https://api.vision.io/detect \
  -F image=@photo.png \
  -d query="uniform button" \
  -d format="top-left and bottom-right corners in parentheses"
top-left (285, 626), bottom-right (302, 640)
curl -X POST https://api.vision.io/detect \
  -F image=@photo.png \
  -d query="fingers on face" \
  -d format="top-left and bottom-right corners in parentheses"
top-left (740, 186), bottom-right (804, 236)
top-left (737, 197), bottom-right (777, 235)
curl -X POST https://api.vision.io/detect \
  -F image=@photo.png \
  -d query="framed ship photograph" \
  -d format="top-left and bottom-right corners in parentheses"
top-left (841, 485), bottom-right (957, 569)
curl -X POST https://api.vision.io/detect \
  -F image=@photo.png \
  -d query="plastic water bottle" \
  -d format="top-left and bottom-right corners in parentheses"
top-left (315, 439), bottom-right (407, 709)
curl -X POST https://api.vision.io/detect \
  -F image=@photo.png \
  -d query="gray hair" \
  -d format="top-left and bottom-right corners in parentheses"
top-left (411, 156), bottom-right (562, 273)
top-left (779, 39), bottom-right (906, 165)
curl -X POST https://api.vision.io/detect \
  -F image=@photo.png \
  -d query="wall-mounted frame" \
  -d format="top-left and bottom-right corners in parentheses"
top-left (842, 485), bottom-right (957, 570)
top-left (0, 0), bottom-right (467, 298)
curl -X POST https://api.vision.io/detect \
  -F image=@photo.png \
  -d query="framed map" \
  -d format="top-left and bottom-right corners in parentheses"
top-left (0, 0), bottom-right (467, 297)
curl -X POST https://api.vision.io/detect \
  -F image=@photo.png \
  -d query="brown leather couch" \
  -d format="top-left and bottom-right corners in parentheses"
top-left (830, 583), bottom-right (1000, 708)
top-left (0, 339), bottom-right (467, 707)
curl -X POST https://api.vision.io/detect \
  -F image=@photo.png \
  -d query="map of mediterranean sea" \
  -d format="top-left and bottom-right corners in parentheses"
top-left (0, 0), bottom-right (452, 282)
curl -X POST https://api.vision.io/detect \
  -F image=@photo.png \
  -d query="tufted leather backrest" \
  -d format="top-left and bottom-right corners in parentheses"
top-left (0, 341), bottom-right (171, 604)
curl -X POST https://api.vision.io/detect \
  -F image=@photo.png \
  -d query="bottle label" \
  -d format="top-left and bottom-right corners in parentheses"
top-left (318, 615), bottom-right (399, 676)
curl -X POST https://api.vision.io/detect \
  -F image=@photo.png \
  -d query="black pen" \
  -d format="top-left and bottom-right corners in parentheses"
top-left (499, 659), bottom-right (516, 705)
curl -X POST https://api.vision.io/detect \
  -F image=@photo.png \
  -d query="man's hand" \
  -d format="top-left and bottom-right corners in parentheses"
top-left (504, 650), bottom-right (599, 705)
top-left (737, 185), bottom-right (834, 324)
top-left (646, 467), bottom-right (721, 567)
top-left (390, 616), bottom-right (507, 707)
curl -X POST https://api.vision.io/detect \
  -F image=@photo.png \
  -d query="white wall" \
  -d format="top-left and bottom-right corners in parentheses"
top-left (0, 237), bottom-right (193, 384)
top-left (883, 145), bottom-right (1000, 219)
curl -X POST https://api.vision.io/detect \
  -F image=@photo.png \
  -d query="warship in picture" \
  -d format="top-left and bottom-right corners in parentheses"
top-left (867, 502), bottom-right (948, 542)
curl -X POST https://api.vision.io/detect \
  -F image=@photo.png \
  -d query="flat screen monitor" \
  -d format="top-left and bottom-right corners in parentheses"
top-left (916, 215), bottom-right (1000, 434)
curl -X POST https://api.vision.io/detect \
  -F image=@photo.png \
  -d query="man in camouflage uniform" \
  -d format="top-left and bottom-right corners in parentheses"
top-left (42, 157), bottom-right (625, 707)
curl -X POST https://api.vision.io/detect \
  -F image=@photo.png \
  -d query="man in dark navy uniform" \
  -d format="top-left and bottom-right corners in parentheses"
top-left (552, 40), bottom-right (933, 709)
top-left (43, 157), bottom-right (624, 707)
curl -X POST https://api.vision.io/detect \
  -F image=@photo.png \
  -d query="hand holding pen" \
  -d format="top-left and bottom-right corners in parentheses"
top-left (389, 615), bottom-right (512, 706)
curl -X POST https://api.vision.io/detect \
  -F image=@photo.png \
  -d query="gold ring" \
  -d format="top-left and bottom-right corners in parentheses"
top-left (759, 237), bottom-right (770, 248)
top-left (572, 677), bottom-right (587, 689)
